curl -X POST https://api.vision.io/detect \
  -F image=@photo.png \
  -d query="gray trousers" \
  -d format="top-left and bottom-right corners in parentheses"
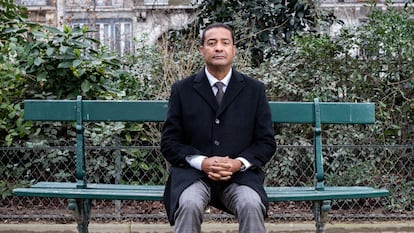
top-left (174, 180), bottom-right (266, 233)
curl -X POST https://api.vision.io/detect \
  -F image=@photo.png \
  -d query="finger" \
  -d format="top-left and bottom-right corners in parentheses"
top-left (208, 173), bottom-right (231, 181)
top-left (217, 174), bottom-right (232, 180)
top-left (208, 172), bottom-right (223, 180)
top-left (217, 170), bottom-right (233, 177)
top-left (210, 164), bottom-right (229, 172)
top-left (213, 161), bottom-right (232, 168)
top-left (208, 170), bottom-right (232, 178)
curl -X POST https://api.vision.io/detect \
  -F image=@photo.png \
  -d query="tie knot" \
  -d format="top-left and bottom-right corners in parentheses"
top-left (215, 82), bottom-right (224, 89)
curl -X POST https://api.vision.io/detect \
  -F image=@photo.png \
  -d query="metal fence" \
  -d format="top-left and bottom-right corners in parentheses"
top-left (1, 143), bottom-right (413, 223)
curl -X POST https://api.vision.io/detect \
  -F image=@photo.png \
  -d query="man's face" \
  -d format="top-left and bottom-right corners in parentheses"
top-left (199, 27), bottom-right (237, 70)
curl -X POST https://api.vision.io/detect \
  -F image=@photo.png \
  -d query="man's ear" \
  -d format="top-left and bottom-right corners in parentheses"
top-left (199, 45), bottom-right (204, 54)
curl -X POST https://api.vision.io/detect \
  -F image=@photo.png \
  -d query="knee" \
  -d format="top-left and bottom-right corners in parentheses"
top-left (178, 198), bottom-right (205, 215)
top-left (236, 194), bottom-right (264, 215)
top-left (240, 198), bottom-right (263, 211)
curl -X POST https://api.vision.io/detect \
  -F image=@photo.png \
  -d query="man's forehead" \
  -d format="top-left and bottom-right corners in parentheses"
top-left (204, 28), bottom-right (232, 40)
top-left (206, 37), bottom-right (231, 41)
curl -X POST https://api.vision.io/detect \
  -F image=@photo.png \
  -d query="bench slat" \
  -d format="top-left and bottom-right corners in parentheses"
top-left (13, 187), bottom-right (164, 201)
top-left (31, 182), bottom-right (164, 191)
top-left (23, 100), bottom-right (169, 122)
top-left (14, 182), bottom-right (388, 202)
top-left (266, 186), bottom-right (389, 201)
top-left (270, 102), bottom-right (375, 124)
top-left (24, 100), bottom-right (375, 124)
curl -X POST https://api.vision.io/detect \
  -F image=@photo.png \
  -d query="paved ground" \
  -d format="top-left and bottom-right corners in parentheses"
top-left (1, 222), bottom-right (414, 233)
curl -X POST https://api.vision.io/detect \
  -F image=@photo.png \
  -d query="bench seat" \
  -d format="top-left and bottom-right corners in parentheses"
top-left (13, 184), bottom-right (164, 201)
top-left (266, 186), bottom-right (388, 201)
top-left (14, 182), bottom-right (388, 202)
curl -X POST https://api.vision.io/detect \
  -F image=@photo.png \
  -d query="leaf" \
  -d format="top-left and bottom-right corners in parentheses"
top-left (44, 25), bottom-right (63, 34)
top-left (57, 61), bottom-right (73, 68)
top-left (31, 30), bottom-right (46, 39)
top-left (59, 46), bottom-right (68, 54)
top-left (81, 80), bottom-right (91, 93)
top-left (77, 68), bottom-right (86, 77)
top-left (72, 59), bottom-right (82, 67)
top-left (63, 25), bottom-right (71, 34)
top-left (46, 47), bottom-right (55, 56)
top-left (74, 48), bottom-right (81, 57)
top-left (72, 40), bottom-right (89, 49)
top-left (34, 57), bottom-right (43, 66)
top-left (139, 162), bottom-right (150, 171)
top-left (37, 72), bottom-right (47, 82)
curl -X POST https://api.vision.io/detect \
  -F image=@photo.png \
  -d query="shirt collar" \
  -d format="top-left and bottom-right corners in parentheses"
top-left (205, 67), bottom-right (232, 87)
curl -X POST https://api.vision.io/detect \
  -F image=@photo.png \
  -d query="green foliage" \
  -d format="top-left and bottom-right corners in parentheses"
top-left (0, 0), bottom-right (30, 146)
top-left (120, 35), bottom-right (203, 100)
top-left (0, 0), bottom-right (27, 21)
top-left (0, 0), bottom-right (128, 198)
top-left (259, 4), bottom-right (413, 144)
top-left (19, 25), bottom-right (123, 100)
top-left (0, 1), bottom-right (125, 146)
top-left (385, 177), bottom-right (414, 212)
top-left (170, 0), bottom-right (336, 66)
top-left (354, 5), bottom-right (414, 143)
top-left (120, 36), bottom-right (166, 100)
top-left (257, 3), bottom-right (414, 211)
top-left (1, 159), bottom-right (32, 199)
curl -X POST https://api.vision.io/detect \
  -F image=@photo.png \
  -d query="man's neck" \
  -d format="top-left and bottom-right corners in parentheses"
top-left (206, 66), bottom-right (231, 80)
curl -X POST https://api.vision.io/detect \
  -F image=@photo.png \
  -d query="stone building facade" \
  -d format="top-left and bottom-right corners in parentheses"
top-left (15, 0), bottom-right (408, 54)
top-left (17, 0), bottom-right (196, 54)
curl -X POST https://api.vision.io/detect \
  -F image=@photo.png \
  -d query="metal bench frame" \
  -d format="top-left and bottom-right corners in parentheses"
top-left (13, 96), bottom-right (389, 233)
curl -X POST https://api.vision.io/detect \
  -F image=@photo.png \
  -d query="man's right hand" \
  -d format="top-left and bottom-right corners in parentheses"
top-left (201, 156), bottom-right (241, 181)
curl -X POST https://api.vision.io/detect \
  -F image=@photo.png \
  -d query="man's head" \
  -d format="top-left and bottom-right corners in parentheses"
top-left (200, 23), bottom-right (235, 46)
top-left (199, 23), bottom-right (237, 75)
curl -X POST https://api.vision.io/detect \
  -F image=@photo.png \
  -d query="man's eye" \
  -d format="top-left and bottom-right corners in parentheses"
top-left (207, 41), bottom-right (216, 46)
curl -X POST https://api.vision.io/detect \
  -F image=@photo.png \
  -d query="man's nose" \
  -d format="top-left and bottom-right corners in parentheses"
top-left (215, 43), bottom-right (224, 50)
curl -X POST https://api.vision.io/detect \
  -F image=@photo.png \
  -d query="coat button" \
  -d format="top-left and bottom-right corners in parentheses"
top-left (215, 118), bottom-right (220, 124)
top-left (214, 140), bottom-right (220, 146)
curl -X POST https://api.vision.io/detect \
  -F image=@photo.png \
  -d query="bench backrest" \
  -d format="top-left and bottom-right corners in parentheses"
top-left (24, 96), bottom-right (375, 190)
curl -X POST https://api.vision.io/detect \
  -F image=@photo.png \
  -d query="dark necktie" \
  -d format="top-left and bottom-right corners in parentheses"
top-left (215, 82), bottom-right (225, 105)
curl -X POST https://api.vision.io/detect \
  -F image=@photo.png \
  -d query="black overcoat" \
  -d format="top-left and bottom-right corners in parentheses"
top-left (160, 68), bottom-right (276, 225)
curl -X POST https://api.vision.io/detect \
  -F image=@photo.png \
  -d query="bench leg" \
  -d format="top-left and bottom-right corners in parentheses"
top-left (68, 199), bottom-right (91, 233)
top-left (313, 200), bottom-right (331, 233)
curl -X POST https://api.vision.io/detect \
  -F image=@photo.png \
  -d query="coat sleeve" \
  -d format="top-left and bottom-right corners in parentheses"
top-left (160, 82), bottom-right (203, 166)
top-left (238, 83), bottom-right (276, 168)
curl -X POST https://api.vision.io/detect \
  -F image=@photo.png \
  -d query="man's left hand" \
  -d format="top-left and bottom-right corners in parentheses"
top-left (202, 156), bottom-right (243, 181)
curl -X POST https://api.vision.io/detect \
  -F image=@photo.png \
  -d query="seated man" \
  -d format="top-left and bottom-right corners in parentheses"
top-left (161, 22), bottom-right (276, 233)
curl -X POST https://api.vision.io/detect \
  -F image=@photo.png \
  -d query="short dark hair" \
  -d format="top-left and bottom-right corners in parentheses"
top-left (200, 23), bottom-right (235, 45)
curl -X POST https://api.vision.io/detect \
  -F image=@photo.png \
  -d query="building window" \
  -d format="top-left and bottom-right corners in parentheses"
top-left (72, 19), bottom-right (133, 55)
top-left (144, 0), bottom-right (168, 5)
top-left (18, 0), bottom-right (48, 5)
top-left (96, 0), bottom-right (113, 6)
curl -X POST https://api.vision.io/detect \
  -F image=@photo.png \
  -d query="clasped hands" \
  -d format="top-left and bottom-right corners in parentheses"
top-left (201, 156), bottom-right (243, 181)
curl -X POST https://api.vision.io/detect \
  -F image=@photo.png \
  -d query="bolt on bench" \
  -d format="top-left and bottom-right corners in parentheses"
top-left (13, 96), bottom-right (389, 233)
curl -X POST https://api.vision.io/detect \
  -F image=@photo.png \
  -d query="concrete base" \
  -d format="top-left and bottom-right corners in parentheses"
top-left (0, 222), bottom-right (413, 233)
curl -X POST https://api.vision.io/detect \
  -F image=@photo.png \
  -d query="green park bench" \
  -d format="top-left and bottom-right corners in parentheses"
top-left (13, 96), bottom-right (389, 233)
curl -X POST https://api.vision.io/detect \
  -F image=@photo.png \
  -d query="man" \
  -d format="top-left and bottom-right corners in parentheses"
top-left (160, 23), bottom-right (276, 233)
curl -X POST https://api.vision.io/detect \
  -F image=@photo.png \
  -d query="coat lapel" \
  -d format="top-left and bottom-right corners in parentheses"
top-left (193, 69), bottom-right (217, 110)
top-left (217, 69), bottom-right (246, 115)
top-left (192, 68), bottom-right (246, 115)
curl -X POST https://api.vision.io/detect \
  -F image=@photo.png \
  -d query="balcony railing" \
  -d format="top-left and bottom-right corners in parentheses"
top-left (16, 0), bottom-right (51, 6)
top-left (144, 0), bottom-right (168, 5)
top-left (322, 0), bottom-right (407, 3)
